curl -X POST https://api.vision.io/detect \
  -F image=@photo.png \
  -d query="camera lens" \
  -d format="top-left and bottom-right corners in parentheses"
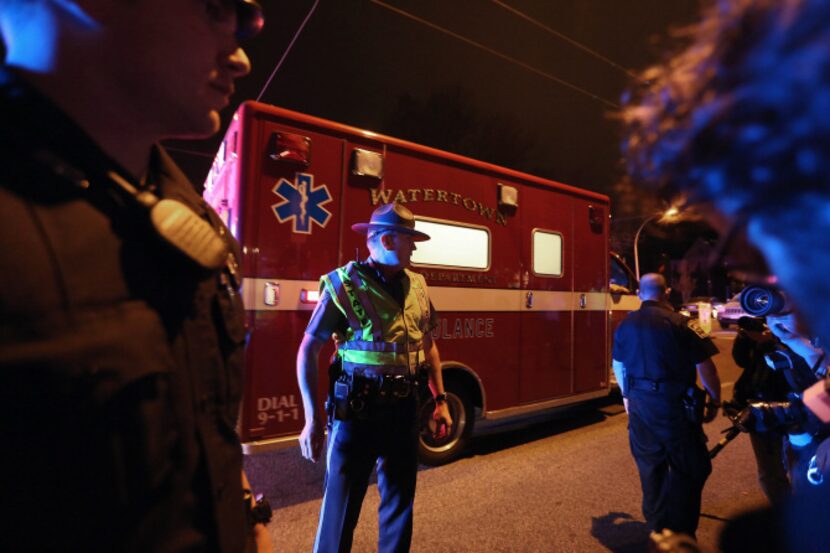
top-left (739, 285), bottom-right (788, 316)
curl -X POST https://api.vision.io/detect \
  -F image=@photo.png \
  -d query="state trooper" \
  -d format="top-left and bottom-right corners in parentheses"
top-left (612, 273), bottom-right (722, 538)
top-left (297, 202), bottom-right (453, 553)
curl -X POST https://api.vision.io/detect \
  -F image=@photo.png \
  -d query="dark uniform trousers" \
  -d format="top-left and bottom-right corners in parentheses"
top-left (315, 396), bottom-right (419, 553)
top-left (628, 388), bottom-right (712, 536)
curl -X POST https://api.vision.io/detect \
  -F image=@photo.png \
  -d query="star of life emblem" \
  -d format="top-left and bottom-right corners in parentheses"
top-left (271, 173), bottom-right (333, 234)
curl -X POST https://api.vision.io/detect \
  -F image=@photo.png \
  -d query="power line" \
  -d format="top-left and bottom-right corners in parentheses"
top-left (490, 0), bottom-right (647, 84)
top-left (367, 0), bottom-right (620, 109)
top-left (256, 0), bottom-right (320, 102)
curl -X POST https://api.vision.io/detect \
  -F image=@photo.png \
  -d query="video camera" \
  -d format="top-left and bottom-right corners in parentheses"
top-left (716, 314), bottom-right (823, 457)
top-left (731, 339), bottom-right (820, 435)
top-left (733, 313), bottom-right (818, 398)
top-left (740, 285), bottom-right (792, 317)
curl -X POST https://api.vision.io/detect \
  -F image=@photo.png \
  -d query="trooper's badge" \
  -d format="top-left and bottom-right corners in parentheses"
top-left (687, 319), bottom-right (709, 339)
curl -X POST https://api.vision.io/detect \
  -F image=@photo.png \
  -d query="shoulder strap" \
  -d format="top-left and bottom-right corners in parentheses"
top-left (325, 264), bottom-right (364, 335)
top-left (406, 269), bottom-right (431, 332)
top-left (345, 263), bottom-right (384, 341)
top-left (325, 262), bottom-right (384, 341)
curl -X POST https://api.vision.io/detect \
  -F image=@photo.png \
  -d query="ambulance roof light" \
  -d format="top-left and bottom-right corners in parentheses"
top-left (351, 149), bottom-right (384, 179)
top-left (497, 183), bottom-right (518, 208)
top-left (269, 132), bottom-right (311, 166)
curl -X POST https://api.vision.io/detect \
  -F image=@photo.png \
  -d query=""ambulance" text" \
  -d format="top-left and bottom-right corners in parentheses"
top-left (432, 317), bottom-right (495, 340)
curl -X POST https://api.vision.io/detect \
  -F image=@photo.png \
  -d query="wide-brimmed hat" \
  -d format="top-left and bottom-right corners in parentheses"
top-left (351, 203), bottom-right (431, 241)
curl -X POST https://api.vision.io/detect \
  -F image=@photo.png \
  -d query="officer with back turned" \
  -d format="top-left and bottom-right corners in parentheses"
top-left (612, 273), bottom-right (721, 538)
top-left (297, 202), bottom-right (453, 553)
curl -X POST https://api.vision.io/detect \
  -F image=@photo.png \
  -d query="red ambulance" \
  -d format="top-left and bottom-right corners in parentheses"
top-left (204, 101), bottom-right (638, 464)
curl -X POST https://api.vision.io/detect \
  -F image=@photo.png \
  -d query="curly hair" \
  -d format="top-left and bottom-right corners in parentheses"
top-left (622, 0), bottom-right (830, 217)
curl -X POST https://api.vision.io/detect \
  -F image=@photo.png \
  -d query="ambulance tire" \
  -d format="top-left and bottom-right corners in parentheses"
top-left (417, 384), bottom-right (473, 466)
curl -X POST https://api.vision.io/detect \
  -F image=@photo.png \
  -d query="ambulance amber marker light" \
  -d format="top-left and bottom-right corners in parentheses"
top-left (301, 289), bottom-right (320, 303)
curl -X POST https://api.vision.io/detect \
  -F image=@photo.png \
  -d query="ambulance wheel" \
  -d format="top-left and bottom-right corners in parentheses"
top-left (417, 385), bottom-right (473, 466)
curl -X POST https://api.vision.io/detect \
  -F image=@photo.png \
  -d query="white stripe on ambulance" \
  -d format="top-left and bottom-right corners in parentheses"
top-left (241, 278), bottom-right (639, 313)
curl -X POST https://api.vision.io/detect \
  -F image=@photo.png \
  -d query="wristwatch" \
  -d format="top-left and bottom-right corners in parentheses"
top-left (243, 488), bottom-right (273, 526)
top-left (435, 392), bottom-right (448, 404)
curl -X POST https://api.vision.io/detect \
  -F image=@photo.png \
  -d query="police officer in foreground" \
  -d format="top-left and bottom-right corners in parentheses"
top-left (0, 1), bottom-right (271, 551)
top-left (612, 274), bottom-right (722, 539)
top-left (297, 202), bottom-right (453, 553)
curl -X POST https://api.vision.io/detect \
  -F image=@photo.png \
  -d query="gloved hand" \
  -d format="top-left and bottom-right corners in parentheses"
top-left (734, 400), bottom-right (808, 433)
top-left (702, 394), bottom-right (720, 423)
top-left (734, 406), bottom-right (757, 433)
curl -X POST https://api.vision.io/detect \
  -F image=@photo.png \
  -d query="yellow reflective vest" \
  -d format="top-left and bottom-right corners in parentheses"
top-left (320, 261), bottom-right (431, 376)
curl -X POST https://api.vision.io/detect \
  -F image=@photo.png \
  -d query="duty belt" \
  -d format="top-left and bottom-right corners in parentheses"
top-left (627, 377), bottom-right (690, 395)
top-left (353, 373), bottom-right (417, 400)
top-left (329, 370), bottom-right (422, 421)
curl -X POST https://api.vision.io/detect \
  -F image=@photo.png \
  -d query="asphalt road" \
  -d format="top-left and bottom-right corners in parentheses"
top-left (246, 331), bottom-right (769, 552)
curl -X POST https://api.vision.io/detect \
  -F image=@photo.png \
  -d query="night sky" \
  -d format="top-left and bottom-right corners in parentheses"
top-left (170, 0), bottom-right (702, 212)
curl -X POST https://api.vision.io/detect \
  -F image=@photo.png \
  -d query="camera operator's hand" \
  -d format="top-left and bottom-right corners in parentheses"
top-left (736, 400), bottom-right (809, 433)
top-left (702, 394), bottom-right (720, 423)
top-left (767, 313), bottom-right (801, 341)
top-left (734, 406), bottom-right (756, 433)
top-left (767, 313), bottom-right (824, 369)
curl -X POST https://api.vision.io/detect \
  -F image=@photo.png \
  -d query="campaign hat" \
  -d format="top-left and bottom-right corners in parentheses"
top-left (351, 203), bottom-right (431, 241)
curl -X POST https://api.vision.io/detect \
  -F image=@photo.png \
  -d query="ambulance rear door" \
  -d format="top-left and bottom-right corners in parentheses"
top-left (234, 104), bottom-right (346, 444)
top-left (518, 181), bottom-right (574, 402)
top-left (571, 199), bottom-right (610, 393)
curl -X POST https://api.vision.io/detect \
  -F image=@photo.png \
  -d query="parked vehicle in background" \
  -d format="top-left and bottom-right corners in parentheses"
top-left (716, 293), bottom-right (750, 329)
top-left (679, 296), bottom-right (723, 319)
top-left (680, 296), bottom-right (725, 319)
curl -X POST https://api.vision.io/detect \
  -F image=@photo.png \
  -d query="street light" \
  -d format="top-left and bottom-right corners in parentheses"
top-left (633, 207), bottom-right (679, 282)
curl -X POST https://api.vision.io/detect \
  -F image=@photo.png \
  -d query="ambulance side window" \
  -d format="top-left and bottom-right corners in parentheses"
top-left (411, 219), bottom-right (490, 270)
top-left (610, 255), bottom-right (634, 294)
top-left (532, 230), bottom-right (563, 277)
